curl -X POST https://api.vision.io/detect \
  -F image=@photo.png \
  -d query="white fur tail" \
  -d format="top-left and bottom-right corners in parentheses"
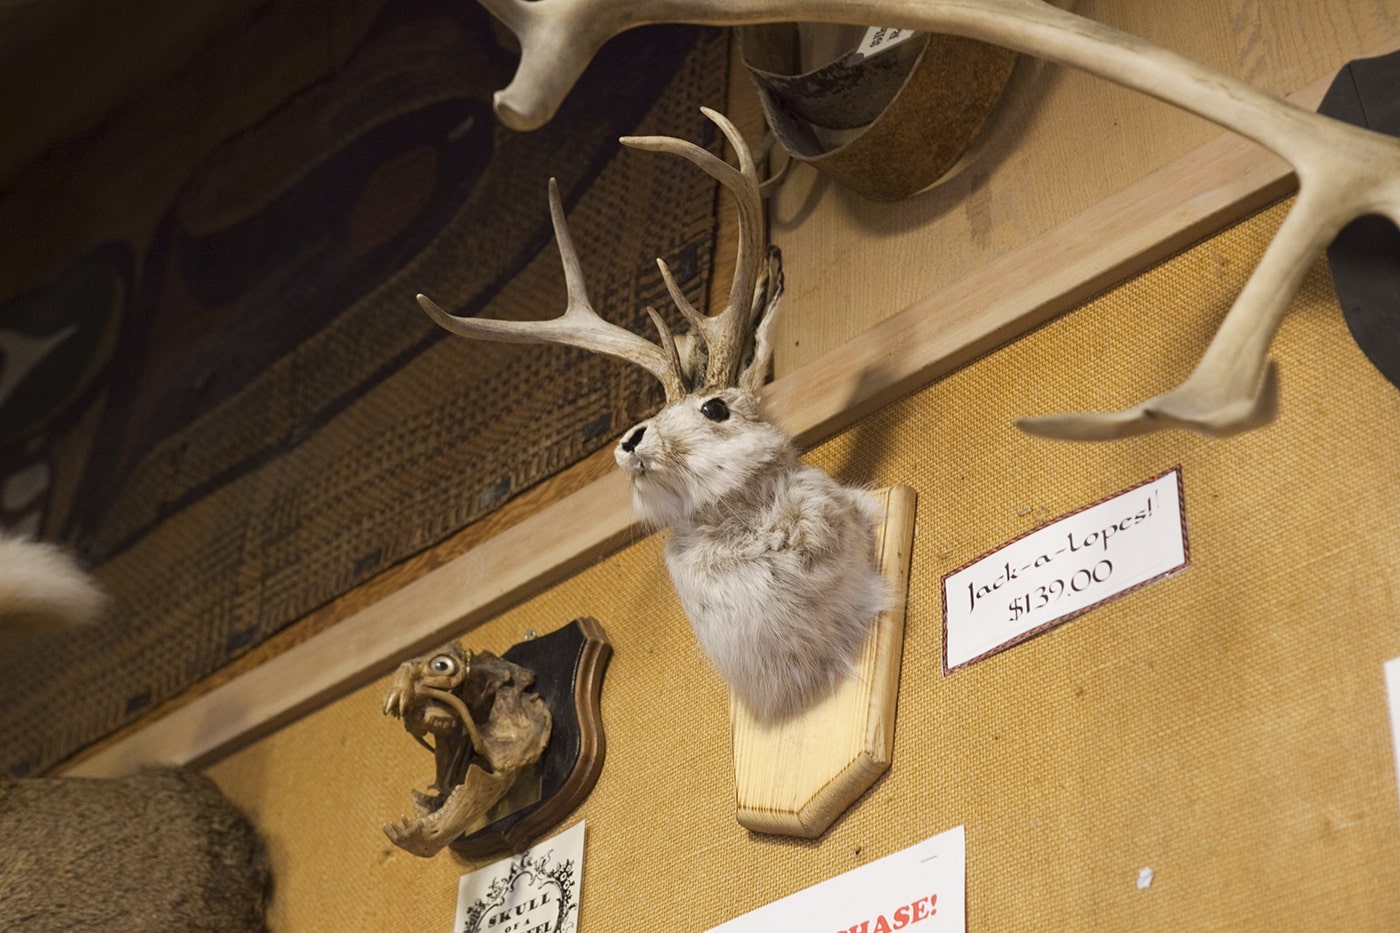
top-left (0, 533), bottom-right (106, 634)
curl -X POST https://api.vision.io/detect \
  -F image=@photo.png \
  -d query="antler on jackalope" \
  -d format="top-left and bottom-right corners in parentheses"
top-left (417, 107), bottom-right (780, 401)
top-left (474, 0), bottom-right (1400, 440)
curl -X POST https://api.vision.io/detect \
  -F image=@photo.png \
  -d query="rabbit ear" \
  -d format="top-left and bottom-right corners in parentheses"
top-left (739, 246), bottom-right (783, 395)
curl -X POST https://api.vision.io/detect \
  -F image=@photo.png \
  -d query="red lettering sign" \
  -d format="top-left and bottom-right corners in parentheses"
top-left (836, 894), bottom-right (938, 933)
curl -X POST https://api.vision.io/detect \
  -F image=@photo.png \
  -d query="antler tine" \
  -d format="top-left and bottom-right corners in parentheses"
top-left (418, 177), bottom-right (688, 402)
top-left (1016, 164), bottom-right (1389, 438)
top-left (475, 0), bottom-right (615, 131)
top-left (623, 107), bottom-right (765, 390)
top-left (738, 246), bottom-right (784, 394)
top-left (644, 304), bottom-right (688, 386)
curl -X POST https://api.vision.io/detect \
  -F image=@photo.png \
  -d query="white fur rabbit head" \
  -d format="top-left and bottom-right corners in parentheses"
top-left (610, 370), bottom-right (886, 723)
top-left (419, 108), bottom-right (885, 722)
top-left (615, 387), bottom-right (792, 528)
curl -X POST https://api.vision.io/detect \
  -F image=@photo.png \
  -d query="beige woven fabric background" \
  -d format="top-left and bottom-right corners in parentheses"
top-left (209, 200), bottom-right (1400, 930)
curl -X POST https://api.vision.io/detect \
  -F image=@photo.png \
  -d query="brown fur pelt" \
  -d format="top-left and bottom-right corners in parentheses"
top-left (0, 768), bottom-right (269, 932)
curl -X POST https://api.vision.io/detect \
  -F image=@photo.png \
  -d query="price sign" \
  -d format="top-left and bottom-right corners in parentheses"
top-left (942, 468), bottom-right (1189, 672)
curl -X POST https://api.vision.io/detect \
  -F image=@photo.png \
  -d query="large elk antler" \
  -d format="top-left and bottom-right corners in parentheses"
top-left (477, 0), bottom-right (1400, 440)
top-left (419, 107), bottom-right (778, 398)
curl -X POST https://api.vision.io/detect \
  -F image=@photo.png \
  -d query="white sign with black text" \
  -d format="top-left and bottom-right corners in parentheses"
top-left (851, 26), bottom-right (921, 60)
top-left (707, 824), bottom-right (965, 933)
top-left (453, 820), bottom-right (584, 933)
top-left (943, 468), bottom-right (1189, 671)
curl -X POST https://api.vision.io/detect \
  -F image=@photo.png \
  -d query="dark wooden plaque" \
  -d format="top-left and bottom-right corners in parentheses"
top-left (451, 617), bottom-right (611, 857)
top-left (1321, 50), bottom-right (1400, 393)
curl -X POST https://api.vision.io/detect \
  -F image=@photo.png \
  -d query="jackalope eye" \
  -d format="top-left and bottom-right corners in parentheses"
top-left (700, 397), bottom-right (730, 422)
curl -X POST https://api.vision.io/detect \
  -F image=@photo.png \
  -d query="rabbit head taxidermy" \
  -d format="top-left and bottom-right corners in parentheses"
top-left (418, 108), bottom-right (886, 722)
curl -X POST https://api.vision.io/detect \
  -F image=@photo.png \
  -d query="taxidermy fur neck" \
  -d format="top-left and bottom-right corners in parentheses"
top-left (616, 388), bottom-right (887, 722)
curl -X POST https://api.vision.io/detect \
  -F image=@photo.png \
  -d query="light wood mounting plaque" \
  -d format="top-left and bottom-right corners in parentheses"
top-left (731, 484), bottom-right (917, 837)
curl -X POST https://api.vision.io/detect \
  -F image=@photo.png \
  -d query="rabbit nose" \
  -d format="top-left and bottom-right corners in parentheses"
top-left (620, 426), bottom-right (646, 453)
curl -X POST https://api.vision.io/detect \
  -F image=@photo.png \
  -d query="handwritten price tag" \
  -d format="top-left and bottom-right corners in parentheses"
top-left (942, 468), bottom-right (1189, 671)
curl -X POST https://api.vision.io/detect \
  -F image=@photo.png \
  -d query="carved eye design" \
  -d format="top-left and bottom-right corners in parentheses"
top-left (700, 397), bottom-right (730, 422)
top-left (427, 655), bottom-right (458, 676)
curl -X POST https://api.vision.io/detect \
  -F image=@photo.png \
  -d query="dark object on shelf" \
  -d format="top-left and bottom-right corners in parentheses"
top-left (1321, 49), bottom-right (1400, 393)
top-left (740, 24), bottom-right (1015, 200)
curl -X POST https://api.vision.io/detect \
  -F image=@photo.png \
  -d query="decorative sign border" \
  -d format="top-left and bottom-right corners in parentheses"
top-left (455, 820), bottom-right (584, 933)
top-left (941, 467), bottom-right (1190, 673)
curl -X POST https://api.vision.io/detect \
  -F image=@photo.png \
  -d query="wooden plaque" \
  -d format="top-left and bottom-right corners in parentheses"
top-left (452, 617), bottom-right (611, 856)
top-left (731, 485), bottom-right (918, 837)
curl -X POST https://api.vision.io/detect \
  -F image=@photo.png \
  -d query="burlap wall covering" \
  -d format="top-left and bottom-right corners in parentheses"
top-left (208, 200), bottom-right (1400, 930)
